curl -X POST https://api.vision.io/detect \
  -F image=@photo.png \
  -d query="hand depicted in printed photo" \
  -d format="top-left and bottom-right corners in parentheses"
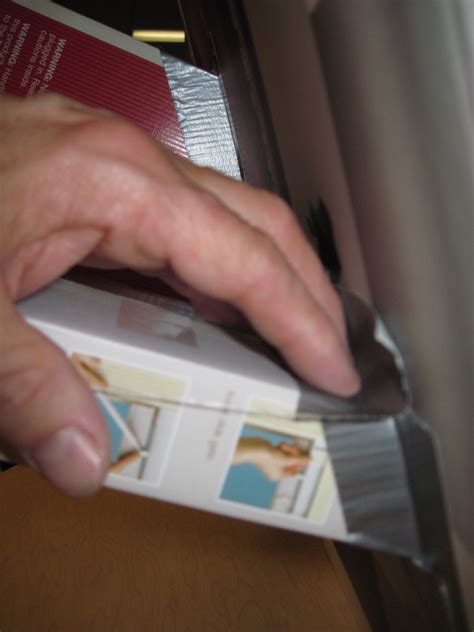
top-left (95, 394), bottom-right (156, 480)
top-left (232, 436), bottom-right (310, 481)
top-left (221, 425), bottom-right (332, 520)
top-left (69, 353), bottom-right (182, 484)
top-left (72, 354), bottom-right (142, 475)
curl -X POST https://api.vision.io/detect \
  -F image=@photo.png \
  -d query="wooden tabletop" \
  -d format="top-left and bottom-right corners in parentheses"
top-left (0, 466), bottom-right (369, 631)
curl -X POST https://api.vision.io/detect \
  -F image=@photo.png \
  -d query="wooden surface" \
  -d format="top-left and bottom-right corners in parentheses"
top-left (0, 467), bottom-right (369, 632)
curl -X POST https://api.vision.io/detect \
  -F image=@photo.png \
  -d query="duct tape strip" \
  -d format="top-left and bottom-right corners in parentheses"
top-left (324, 417), bottom-right (420, 558)
top-left (162, 52), bottom-right (242, 180)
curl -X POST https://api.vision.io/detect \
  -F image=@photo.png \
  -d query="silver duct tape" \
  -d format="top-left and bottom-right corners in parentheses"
top-left (327, 409), bottom-right (467, 627)
top-left (162, 53), bottom-right (242, 180)
top-left (324, 417), bottom-right (421, 558)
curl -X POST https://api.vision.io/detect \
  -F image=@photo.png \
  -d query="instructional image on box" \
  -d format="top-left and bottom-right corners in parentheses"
top-left (71, 353), bottom-right (186, 486)
top-left (118, 298), bottom-right (198, 347)
top-left (220, 424), bottom-right (336, 524)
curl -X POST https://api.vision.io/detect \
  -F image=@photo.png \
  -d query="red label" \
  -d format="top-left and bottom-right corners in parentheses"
top-left (0, 1), bottom-right (187, 155)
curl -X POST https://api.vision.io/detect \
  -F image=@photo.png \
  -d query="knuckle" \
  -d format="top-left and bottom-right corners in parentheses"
top-left (187, 187), bottom-right (223, 213)
top-left (37, 117), bottom-right (155, 198)
top-left (28, 91), bottom-right (69, 112)
top-left (68, 115), bottom-right (129, 146)
top-left (254, 188), bottom-right (300, 242)
top-left (239, 230), bottom-right (286, 299)
top-left (60, 115), bottom-right (149, 161)
top-left (87, 115), bottom-right (139, 141)
top-left (271, 199), bottom-right (300, 240)
top-left (176, 188), bottom-right (227, 234)
top-left (168, 188), bottom-right (228, 255)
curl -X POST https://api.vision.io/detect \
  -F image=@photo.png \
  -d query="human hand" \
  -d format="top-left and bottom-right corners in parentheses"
top-left (232, 437), bottom-right (311, 481)
top-left (0, 93), bottom-right (359, 496)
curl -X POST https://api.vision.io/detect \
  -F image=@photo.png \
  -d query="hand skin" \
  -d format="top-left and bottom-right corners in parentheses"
top-left (0, 93), bottom-right (360, 496)
top-left (232, 437), bottom-right (311, 481)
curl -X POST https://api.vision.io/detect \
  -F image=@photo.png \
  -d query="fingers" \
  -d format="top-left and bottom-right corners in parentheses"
top-left (177, 222), bottom-right (358, 395)
top-left (168, 152), bottom-right (346, 339)
top-left (61, 117), bottom-right (345, 341)
top-left (93, 181), bottom-right (359, 395)
top-left (0, 282), bottom-right (110, 496)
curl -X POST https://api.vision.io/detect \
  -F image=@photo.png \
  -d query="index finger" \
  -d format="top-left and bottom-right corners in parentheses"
top-left (168, 151), bottom-right (347, 340)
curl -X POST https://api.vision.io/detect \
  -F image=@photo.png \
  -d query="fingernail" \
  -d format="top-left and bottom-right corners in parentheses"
top-left (27, 427), bottom-right (108, 496)
top-left (316, 342), bottom-right (361, 398)
top-left (340, 365), bottom-right (361, 397)
top-left (333, 349), bottom-right (361, 397)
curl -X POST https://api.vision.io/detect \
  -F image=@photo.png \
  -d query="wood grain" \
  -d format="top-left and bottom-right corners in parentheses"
top-left (0, 467), bottom-right (369, 632)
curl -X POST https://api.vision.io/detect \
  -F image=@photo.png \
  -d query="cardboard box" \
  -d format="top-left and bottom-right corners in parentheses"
top-left (16, 278), bottom-right (353, 541)
top-left (6, 273), bottom-right (420, 561)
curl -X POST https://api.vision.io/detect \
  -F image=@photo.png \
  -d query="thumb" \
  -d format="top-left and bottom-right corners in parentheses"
top-left (0, 284), bottom-right (110, 496)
